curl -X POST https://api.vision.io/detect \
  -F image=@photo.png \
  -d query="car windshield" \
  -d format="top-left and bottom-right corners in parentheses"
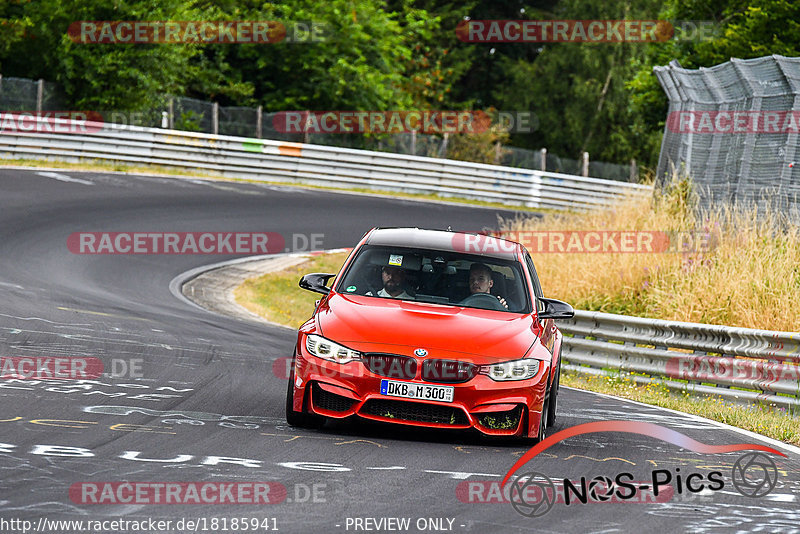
top-left (335, 245), bottom-right (531, 314)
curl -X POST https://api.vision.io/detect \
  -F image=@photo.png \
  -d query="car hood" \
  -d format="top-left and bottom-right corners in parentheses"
top-left (316, 293), bottom-right (539, 361)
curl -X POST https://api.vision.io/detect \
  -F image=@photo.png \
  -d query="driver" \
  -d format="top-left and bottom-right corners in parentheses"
top-left (367, 265), bottom-right (412, 299)
top-left (469, 263), bottom-right (508, 309)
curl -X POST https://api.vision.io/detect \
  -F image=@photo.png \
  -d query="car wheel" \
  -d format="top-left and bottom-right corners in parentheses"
top-left (285, 367), bottom-right (324, 429)
top-left (535, 390), bottom-right (549, 443)
top-left (546, 364), bottom-right (559, 428)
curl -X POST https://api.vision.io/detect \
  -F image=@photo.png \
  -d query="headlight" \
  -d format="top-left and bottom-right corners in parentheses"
top-left (480, 359), bottom-right (540, 381)
top-left (305, 334), bottom-right (361, 364)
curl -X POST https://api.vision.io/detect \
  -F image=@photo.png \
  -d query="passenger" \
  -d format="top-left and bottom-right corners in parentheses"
top-left (367, 265), bottom-right (412, 299)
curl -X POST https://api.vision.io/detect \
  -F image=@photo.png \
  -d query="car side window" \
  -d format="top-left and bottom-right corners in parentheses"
top-left (523, 251), bottom-right (544, 311)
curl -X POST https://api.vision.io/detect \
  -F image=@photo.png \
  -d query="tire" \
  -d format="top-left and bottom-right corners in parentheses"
top-left (521, 386), bottom-right (549, 444)
top-left (535, 389), bottom-right (549, 443)
top-left (546, 363), bottom-right (560, 428)
top-left (285, 367), bottom-right (324, 429)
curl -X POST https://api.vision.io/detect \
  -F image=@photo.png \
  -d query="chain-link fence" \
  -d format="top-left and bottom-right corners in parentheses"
top-left (0, 76), bottom-right (64, 111)
top-left (218, 105), bottom-right (258, 138)
top-left (172, 96), bottom-right (214, 133)
top-left (654, 55), bottom-right (800, 221)
top-left (0, 74), bottom-right (639, 182)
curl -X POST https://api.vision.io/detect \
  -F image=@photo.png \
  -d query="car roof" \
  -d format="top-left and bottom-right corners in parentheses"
top-left (365, 227), bottom-right (521, 260)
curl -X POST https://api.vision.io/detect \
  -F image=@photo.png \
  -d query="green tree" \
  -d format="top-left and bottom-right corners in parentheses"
top-left (491, 0), bottom-right (665, 168)
top-left (0, 0), bottom-right (31, 62)
top-left (0, 0), bottom-right (250, 110)
top-left (228, 0), bottom-right (429, 111)
top-left (388, 0), bottom-right (479, 109)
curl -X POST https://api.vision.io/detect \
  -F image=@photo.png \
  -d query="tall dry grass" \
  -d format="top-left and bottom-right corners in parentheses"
top-left (500, 179), bottom-right (800, 331)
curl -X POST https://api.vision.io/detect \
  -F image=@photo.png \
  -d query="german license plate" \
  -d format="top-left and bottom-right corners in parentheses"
top-left (380, 379), bottom-right (454, 403)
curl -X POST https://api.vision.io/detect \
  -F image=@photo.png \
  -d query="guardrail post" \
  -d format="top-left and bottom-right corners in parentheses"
top-left (582, 151), bottom-right (589, 177)
top-left (161, 111), bottom-right (168, 128)
top-left (168, 98), bottom-right (174, 129)
top-left (540, 148), bottom-right (547, 171)
top-left (36, 79), bottom-right (44, 112)
top-left (410, 130), bottom-right (416, 155)
top-left (630, 159), bottom-right (637, 182)
top-left (256, 105), bottom-right (263, 138)
top-left (440, 132), bottom-right (449, 158)
top-left (494, 141), bottom-right (501, 164)
top-left (212, 102), bottom-right (219, 135)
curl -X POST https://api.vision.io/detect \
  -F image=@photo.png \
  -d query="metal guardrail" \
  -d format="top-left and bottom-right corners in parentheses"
top-left (560, 310), bottom-right (800, 409)
top-left (0, 116), bottom-right (652, 211)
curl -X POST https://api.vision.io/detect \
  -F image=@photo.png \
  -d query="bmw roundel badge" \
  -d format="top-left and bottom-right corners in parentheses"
top-left (414, 348), bottom-right (428, 357)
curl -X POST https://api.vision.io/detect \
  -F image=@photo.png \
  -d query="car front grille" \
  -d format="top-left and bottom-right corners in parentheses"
top-left (421, 359), bottom-right (478, 383)
top-left (312, 383), bottom-right (356, 413)
top-left (361, 399), bottom-right (469, 425)
top-left (362, 353), bottom-right (417, 379)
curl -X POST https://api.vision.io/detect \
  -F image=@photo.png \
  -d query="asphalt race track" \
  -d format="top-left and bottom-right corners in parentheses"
top-left (1, 167), bottom-right (799, 533)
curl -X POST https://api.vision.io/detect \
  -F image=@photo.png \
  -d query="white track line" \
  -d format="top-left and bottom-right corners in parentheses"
top-left (36, 171), bottom-right (93, 185)
top-left (564, 386), bottom-right (800, 456)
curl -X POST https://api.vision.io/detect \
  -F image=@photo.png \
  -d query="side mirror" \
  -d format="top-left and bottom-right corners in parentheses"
top-left (299, 273), bottom-right (336, 295)
top-left (537, 297), bottom-right (574, 319)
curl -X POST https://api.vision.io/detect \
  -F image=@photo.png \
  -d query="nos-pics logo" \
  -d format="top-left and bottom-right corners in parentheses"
top-left (502, 421), bottom-right (782, 518)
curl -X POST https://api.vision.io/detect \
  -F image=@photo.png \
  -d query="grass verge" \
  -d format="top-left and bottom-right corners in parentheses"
top-left (234, 252), bottom-right (351, 327)
top-left (499, 177), bottom-right (800, 331)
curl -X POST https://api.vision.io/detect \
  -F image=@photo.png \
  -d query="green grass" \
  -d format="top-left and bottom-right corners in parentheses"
top-left (234, 252), bottom-right (351, 327)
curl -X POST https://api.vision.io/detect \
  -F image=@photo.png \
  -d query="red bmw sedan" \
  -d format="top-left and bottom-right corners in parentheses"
top-left (285, 227), bottom-right (573, 441)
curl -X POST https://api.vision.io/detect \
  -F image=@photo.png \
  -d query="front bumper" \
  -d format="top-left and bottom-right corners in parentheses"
top-left (290, 348), bottom-right (548, 437)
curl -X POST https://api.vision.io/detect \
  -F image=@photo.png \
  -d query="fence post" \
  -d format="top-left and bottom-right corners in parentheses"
top-left (440, 132), bottom-right (449, 158)
top-left (630, 159), bottom-right (637, 182)
top-left (540, 148), bottom-right (547, 171)
top-left (212, 102), bottom-right (219, 135)
top-left (36, 79), bottom-right (44, 112)
top-left (582, 151), bottom-right (589, 177)
top-left (410, 130), bottom-right (417, 155)
top-left (494, 141), bottom-right (502, 164)
top-left (168, 98), bottom-right (174, 129)
top-left (256, 105), bottom-right (263, 138)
